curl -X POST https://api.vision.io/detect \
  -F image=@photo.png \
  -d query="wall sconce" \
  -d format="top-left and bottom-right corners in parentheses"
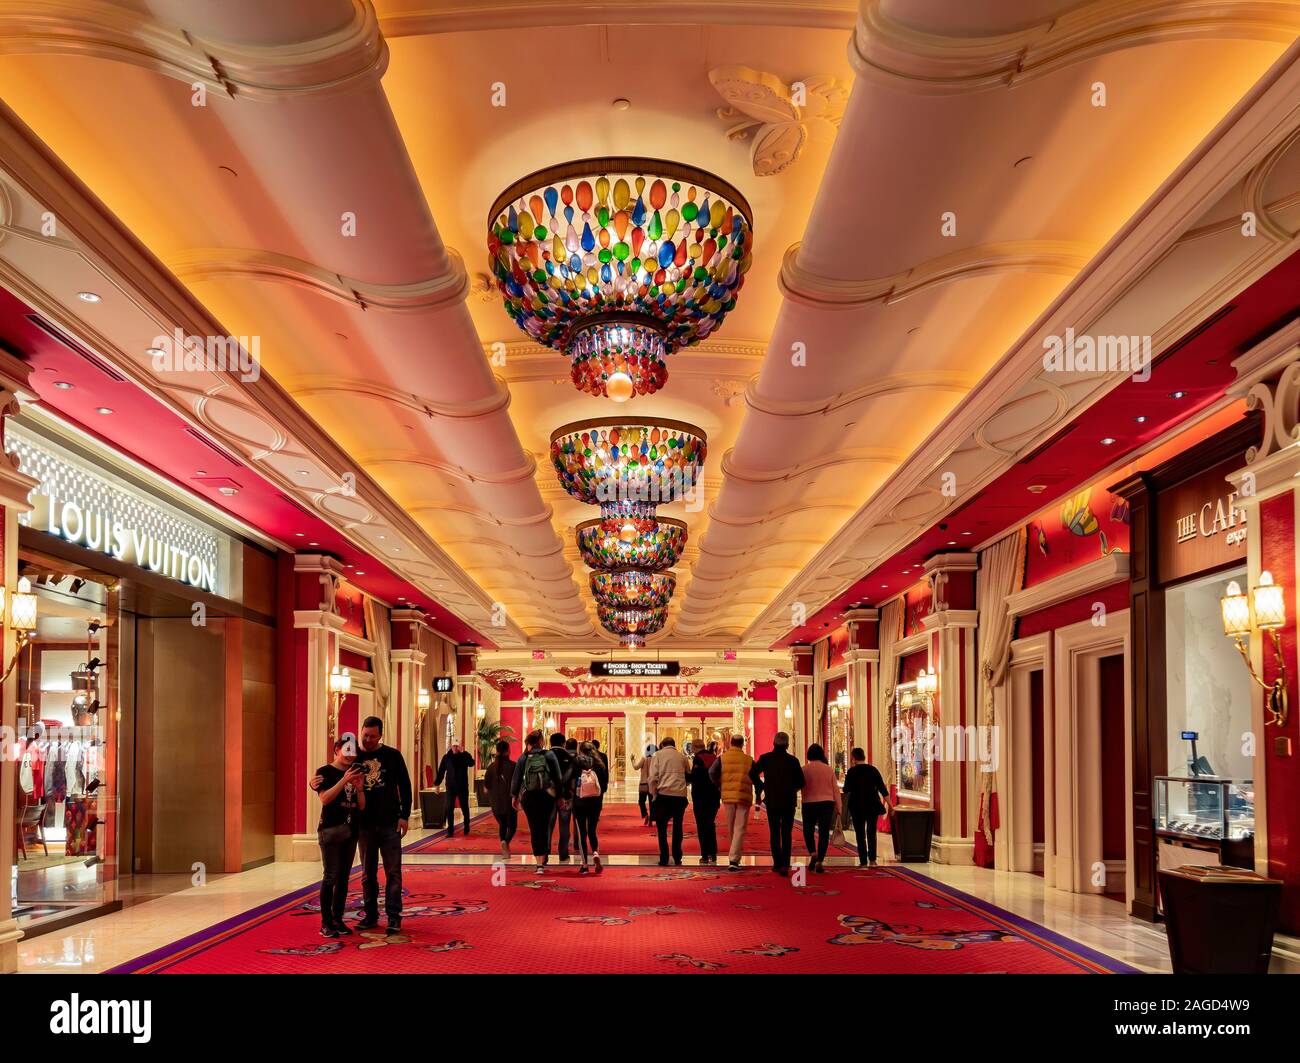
top-left (783, 705), bottom-right (793, 721)
top-left (833, 689), bottom-right (850, 719)
top-left (917, 665), bottom-right (938, 700)
top-left (476, 701), bottom-right (486, 719)
top-left (1221, 572), bottom-right (1288, 727)
top-left (1, 577), bottom-right (39, 684)
top-left (544, 714), bottom-right (557, 731)
top-left (417, 688), bottom-right (431, 712)
top-left (327, 665), bottom-right (351, 741)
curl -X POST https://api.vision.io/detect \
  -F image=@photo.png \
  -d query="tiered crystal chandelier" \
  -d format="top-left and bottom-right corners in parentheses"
top-left (552, 418), bottom-right (706, 646)
top-left (489, 158), bottom-right (753, 401)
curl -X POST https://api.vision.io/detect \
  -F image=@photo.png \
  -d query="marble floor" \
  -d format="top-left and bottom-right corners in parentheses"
top-left (15, 811), bottom-right (1300, 974)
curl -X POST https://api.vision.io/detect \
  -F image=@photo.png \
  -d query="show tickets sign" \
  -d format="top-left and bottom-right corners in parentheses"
top-left (538, 681), bottom-right (739, 699)
top-left (590, 660), bottom-right (680, 678)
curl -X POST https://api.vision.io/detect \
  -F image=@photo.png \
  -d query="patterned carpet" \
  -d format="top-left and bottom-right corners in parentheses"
top-left (109, 863), bottom-right (1136, 975)
top-left (408, 801), bottom-right (858, 858)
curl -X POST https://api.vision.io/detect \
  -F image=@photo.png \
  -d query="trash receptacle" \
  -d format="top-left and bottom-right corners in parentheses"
top-left (1158, 865), bottom-right (1282, 974)
top-left (420, 789), bottom-right (446, 827)
top-left (890, 808), bottom-right (935, 862)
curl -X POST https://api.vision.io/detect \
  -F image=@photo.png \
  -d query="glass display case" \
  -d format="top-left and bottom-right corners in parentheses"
top-left (892, 680), bottom-right (933, 804)
top-left (1154, 776), bottom-right (1255, 869)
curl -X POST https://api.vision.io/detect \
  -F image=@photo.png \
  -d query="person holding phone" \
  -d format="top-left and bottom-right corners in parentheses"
top-left (315, 735), bottom-right (365, 938)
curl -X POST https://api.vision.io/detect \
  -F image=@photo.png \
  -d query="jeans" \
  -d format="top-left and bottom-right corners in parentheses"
top-left (357, 823), bottom-right (403, 924)
top-left (724, 802), bottom-right (752, 864)
top-left (766, 803), bottom-right (796, 869)
top-left (445, 787), bottom-right (471, 833)
top-left (802, 801), bottom-right (835, 864)
top-left (693, 799), bottom-right (719, 860)
top-left (573, 796), bottom-right (602, 860)
top-left (318, 829), bottom-right (358, 928)
top-left (493, 807), bottom-right (518, 844)
top-left (521, 791), bottom-right (555, 858)
top-left (851, 810), bottom-right (879, 863)
top-left (548, 799), bottom-right (573, 859)
top-left (654, 794), bottom-right (688, 864)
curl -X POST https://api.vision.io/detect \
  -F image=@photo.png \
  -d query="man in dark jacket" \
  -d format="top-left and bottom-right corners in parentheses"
top-left (546, 733), bottom-right (575, 862)
top-left (482, 739), bottom-right (517, 857)
top-left (353, 715), bottom-right (412, 932)
top-left (688, 746), bottom-right (720, 864)
top-left (749, 731), bottom-right (804, 876)
top-left (842, 746), bottom-right (891, 866)
top-left (435, 741), bottom-right (476, 837)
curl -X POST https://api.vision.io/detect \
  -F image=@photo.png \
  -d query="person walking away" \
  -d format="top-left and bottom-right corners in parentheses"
top-left (590, 738), bottom-right (610, 819)
top-left (571, 741), bottom-right (608, 874)
top-left (749, 732), bottom-right (804, 877)
top-left (315, 735), bottom-right (365, 937)
top-left (648, 736), bottom-right (690, 866)
top-left (801, 744), bottom-right (841, 872)
top-left (435, 741), bottom-right (476, 837)
top-left (688, 742), bottom-right (721, 864)
top-left (631, 743), bottom-right (656, 824)
top-left (352, 716), bottom-right (412, 932)
top-left (709, 735), bottom-right (755, 870)
top-left (511, 730), bottom-right (562, 874)
top-left (482, 739), bottom-right (517, 858)
top-left (842, 747), bottom-right (891, 866)
top-left (547, 734), bottom-right (576, 862)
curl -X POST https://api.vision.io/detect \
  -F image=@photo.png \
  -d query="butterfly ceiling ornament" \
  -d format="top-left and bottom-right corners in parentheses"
top-left (709, 66), bottom-right (849, 177)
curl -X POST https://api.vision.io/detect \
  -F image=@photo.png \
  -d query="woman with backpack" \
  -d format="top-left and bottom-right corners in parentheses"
top-left (571, 741), bottom-right (609, 874)
top-left (510, 729), bottom-right (563, 874)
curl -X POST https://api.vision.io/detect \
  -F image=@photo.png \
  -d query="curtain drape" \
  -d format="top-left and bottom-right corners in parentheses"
top-left (364, 597), bottom-right (392, 731)
top-left (975, 527), bottom-right (1027, 854)
top-left (876, 598), bottom-right (904, 785)
top-left (812, 639), bottom-right (830, 752)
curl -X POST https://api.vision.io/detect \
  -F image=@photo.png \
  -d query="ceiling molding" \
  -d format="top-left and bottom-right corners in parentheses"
top-left (719, 445), bottom-right (904, 484)
top-left (167, 245), bottom-right (469, 314)
top-left (708, 66), bottom-right (849, 177)
top-left (0, 0), bottom-right (389, 99)
top-left (744, 369), bottom-right (976, 418)
top-left (849, 0), bottom-right (1300, 95)
top-left (1004, 552), bottom-right (1131, 618)
top-left (352, 449), bottom-right (536, 484)
top-left (376, 0), bottom-right (857, 37)
top-left (778, 239), bottom-right (1092, 310)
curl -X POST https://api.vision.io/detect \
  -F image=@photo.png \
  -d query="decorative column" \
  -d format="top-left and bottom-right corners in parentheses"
top-left (0, 352), bottom-right (37, 974)
top-left (1225, 319), bottom-right (1300, 932)
top-left (845, 608), bottom-right (880, 765)
top-left (921, 553), bottom-right (979, 864)
top-left (390, 608), bottom-right (429, 827)
top-left (789, 645), bottom-right (814, 756)
top-left (455, 645), bottom-right (480, 753)
top-left (276, 553), bottom-right (347, 862)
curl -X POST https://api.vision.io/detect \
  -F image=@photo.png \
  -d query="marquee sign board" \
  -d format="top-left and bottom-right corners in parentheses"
top-left (590, 660), bottom-right (680, 678)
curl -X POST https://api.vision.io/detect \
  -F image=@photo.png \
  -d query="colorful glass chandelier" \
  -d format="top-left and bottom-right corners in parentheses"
top-left (577, 516), bottom-right (687, 572)
top-left (550, 420), bottom-right (707, 505)
top-left (590, 570), bottom-right (676, 610)
top-left (596, 602), bottom-right (667, 642)
top-left (489, 158), bottom-right (754, 400)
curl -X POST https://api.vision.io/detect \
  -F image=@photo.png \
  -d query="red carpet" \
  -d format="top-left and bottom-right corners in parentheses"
top-left (110, 863), bottom-right (1134, 974)
top-left (408, 801), bottom-right (846, 858)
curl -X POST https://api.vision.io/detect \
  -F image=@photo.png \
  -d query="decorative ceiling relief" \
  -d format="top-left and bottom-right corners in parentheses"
top-left (709, 66), bottom-right (848, 177)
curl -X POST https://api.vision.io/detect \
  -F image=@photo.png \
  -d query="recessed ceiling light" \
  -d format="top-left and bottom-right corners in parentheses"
top-left (1027, 484), bottom-right (1047, 494)
top-left (377, 535), bottom-right (385, 540)
top-left (53, 380), bottom-right (73, 390)
top-left (1170, 390), bottom-right (1187, 399)
top-left (355, 571), bottom-right (365, 576)
top-left (146, 347), bottom-right (165, 358)
top-left (947, 540), bottom-right (957, 546)
top-left (295, 533), bottom-right (304, 537)
top-left (962, 531), bottom-right (972, 536)
top-left (296, 470), bottom-right (310, 477)
top-left (1100, 437), bottom-right (1117, 446)
top-left (1134, 415), bottom-right (1147, 423)
top-left (219, 486), bottom-right (238, 496)
top-left (77, 291), bottom-right (101, 303)
top-left (196, 469), bottom-right (207, 476)
top-left (95, 407), bottom-right (113, 415)
top-left (612, 98), bottom-right (631, 110)
top-left (309, 541), bottom-right (319, 546)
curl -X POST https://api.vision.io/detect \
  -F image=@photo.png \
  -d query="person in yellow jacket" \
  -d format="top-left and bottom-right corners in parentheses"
top-left (708, 735), bottom-right (756, 870)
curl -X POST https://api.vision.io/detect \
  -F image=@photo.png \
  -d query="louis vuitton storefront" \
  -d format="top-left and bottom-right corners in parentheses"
top-left (7, 411), bottom-right (278, 936)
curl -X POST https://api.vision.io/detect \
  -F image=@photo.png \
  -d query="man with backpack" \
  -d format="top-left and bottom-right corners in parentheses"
top-left (511, 730), bottom-right (563, 874)
top-left (571, 741), bottom-right (608, 874)
top-left (547, 733), bottom-right (576, 862)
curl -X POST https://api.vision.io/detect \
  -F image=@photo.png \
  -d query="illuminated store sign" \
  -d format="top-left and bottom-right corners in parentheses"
top-left (569, 682), bottom-right (702, 698)
top-left (7, 424), bottom-right (223, 595)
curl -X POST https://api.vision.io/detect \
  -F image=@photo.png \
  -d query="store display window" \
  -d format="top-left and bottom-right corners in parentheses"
top-left (892, 679), bottom-right (933, 803)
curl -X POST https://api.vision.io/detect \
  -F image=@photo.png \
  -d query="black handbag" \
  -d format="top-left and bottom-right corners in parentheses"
top-left (317, 822), bottom-right (353, 845)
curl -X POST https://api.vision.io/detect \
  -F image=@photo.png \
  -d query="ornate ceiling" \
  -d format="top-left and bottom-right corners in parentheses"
top-left (0, 0), bottom-right (1298, 650)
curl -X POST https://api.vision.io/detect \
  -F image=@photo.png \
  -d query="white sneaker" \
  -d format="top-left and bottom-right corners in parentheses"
top-left (535, 864), bottom-right (545, 875)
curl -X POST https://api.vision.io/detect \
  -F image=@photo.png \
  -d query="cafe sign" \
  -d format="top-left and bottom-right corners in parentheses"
top-left (1158, 458), bottom-right (1248, 585)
